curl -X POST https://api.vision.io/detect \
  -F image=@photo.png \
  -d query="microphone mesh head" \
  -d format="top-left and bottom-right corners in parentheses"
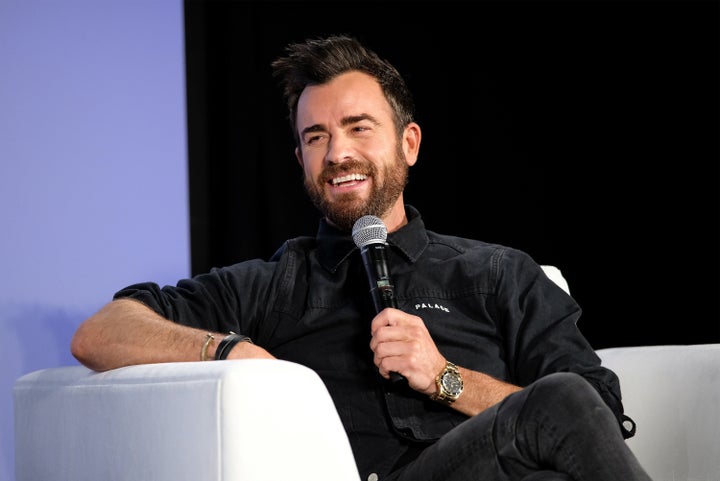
top-left (352, 215), bottom-right (387, 248)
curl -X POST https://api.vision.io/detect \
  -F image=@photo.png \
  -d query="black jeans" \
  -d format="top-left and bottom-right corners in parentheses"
top-left (386, 372), bottom-right (652, 481)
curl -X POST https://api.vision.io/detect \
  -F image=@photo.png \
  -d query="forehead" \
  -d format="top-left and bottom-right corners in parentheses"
top-left (296, 71), bottom-right (393, 127)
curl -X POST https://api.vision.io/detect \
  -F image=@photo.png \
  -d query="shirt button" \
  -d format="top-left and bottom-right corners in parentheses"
top-left (367, 473), bottom-right (379, 481)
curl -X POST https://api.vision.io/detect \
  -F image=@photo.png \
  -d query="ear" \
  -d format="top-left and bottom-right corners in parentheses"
top-left (295, 147), bottom-right (304, 167)
top-left (402, 122), bottom-right (421, 167)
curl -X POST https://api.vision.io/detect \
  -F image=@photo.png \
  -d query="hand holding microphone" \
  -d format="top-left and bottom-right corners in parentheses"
top-left (352, 215), bottom-right (406, 384)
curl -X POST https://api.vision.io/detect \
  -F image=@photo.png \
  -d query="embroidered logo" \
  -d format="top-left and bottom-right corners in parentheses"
top-left (414, 302), bottom-right (450, 313)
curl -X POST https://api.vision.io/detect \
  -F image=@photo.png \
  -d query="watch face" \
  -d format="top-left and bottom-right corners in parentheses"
top-left (441, 371), bottom-right (463, 396)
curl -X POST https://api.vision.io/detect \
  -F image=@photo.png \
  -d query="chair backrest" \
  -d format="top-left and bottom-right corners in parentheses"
top-left (541, 265), bottom-right (570, 294)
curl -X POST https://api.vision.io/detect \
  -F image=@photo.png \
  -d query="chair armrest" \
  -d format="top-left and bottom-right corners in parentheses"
top-left (14, 359), bottom-right (361, 481)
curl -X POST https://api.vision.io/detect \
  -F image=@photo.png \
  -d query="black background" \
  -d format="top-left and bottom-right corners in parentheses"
top-left (184, 0), bottom-right (719, 349)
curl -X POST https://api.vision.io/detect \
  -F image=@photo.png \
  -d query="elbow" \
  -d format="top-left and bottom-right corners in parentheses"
top-left (70, 322), bottom-right (106, 371)
top-left (70, 324), bottom-right (91, 367)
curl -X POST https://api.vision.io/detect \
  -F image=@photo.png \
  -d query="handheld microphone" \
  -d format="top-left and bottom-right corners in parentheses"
top-left (352, 215), bottom-right (405, 384)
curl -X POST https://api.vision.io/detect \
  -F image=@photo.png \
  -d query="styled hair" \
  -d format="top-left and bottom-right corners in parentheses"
top-left (271, 34), bottom-right (416, 145)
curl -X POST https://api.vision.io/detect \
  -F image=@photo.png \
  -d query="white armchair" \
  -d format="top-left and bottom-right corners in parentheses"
top-left (14, 359), bottom-right (361, 481)
top-left (597, 343), bottom-right (720, 481)
top-left (13, 267), bottom-right (720, 481)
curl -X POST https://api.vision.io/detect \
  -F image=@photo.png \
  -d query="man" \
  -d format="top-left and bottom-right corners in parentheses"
top-left (71, 34), bottom-right (652, 481)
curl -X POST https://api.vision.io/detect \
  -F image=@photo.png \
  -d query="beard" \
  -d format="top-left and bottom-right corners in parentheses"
top-left (303, 145), bottom-right (409, 232)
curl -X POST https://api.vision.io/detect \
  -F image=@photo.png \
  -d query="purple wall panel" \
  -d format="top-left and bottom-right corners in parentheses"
top-left (0, 1), bottom-right (189, 479)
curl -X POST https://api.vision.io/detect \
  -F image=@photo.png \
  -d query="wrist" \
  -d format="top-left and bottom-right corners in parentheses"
top-left (429, 361), bottom-right (464, 405)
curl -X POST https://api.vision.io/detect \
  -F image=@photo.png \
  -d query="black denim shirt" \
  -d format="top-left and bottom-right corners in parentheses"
top-left (115, 205), bottom-right (629, 480)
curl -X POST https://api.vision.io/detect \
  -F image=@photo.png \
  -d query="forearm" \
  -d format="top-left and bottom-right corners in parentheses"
top-left (71, 298), bottom-right (220, 371)
top-left (451, 367), bottom-right (522, 417)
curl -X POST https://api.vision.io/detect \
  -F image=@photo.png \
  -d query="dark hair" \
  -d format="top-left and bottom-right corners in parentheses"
top-left (271, 34), bottom-right (415, 145)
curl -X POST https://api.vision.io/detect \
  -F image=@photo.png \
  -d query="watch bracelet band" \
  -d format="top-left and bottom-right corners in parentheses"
top-left (214, 331), bottom-right (253, 360)
top-left (429, 361), bottom-right (462, 404)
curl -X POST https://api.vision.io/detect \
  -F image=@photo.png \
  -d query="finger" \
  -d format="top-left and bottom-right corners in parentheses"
top-left (369, 308), bottom-right (397, 335)
top-left (369, 325), bottom-right (396, 353)
top-left (372, 336), bottom-right (405, 358)
top-left (374, 350), bottom-right (403, 378)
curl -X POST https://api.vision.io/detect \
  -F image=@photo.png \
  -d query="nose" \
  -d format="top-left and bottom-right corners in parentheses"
top-left (325, 134), bottom-right (353, 164)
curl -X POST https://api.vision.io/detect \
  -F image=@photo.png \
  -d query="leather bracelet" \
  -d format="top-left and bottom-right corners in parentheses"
top-left (214, 331), bottom-right (253, 360)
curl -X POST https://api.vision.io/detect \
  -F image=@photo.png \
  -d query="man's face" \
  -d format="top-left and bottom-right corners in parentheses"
top-left (294, 71), bottom-right (417, 232)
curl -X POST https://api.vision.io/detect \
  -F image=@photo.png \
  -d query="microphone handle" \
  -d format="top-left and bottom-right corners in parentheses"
top-left (374, 293), bottom-right (405, 383)
top-left (370, 284), bottom-right (397, 311)
top-left (362, 245), bottom-right (406, 385)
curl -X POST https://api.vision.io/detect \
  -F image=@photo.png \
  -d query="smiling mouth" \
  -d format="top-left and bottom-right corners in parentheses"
top-left (330, 173), bottom-right (367, 185)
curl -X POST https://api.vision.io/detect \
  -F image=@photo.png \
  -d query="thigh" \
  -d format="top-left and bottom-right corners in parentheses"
top-left (386, 372), bottom-right (645, 481)
top-left (386, 388), bottom-right (539, 481)
top-left (521, 471), bottom-right (575, 481)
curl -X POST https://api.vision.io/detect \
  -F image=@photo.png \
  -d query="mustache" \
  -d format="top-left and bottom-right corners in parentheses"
top-left (319, 159), bottom-right (374, 183)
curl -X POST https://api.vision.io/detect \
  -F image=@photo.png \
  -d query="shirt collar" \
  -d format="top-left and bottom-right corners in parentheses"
top-left (316, 205), bottom-right (429, 273)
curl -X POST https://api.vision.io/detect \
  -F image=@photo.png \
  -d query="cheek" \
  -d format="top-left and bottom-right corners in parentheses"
top-left (373, 136), bottom-right (401, 160)
top-left (300, 153), bottom-right (323, 178)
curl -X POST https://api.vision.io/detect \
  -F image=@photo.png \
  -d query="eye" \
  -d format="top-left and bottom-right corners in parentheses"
top-left (351, 125), bottom-right (372, 135)
top-left (304, 133), bottom-right (328, 145)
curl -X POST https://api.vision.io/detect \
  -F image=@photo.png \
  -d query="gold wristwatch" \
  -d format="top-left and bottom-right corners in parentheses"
top-left (430, 361), bottom-right (464, 404)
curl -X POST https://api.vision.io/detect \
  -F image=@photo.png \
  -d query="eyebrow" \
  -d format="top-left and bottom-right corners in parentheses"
top-left (342, 113), bottom-right (380, 126)
top-left (300, 124), bottom-right (325, 138)
top-left (300, 113), bottom-right (381, 138)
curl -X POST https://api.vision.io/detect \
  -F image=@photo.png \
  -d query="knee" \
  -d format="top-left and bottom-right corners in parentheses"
top-left (526, 372), bottom-right (611, 422)
top-left (532, 372), bottom-right (597, 402)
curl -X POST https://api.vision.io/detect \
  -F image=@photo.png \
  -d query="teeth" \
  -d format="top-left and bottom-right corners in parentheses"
top-left (331, 173), bottom-right (367, 185)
